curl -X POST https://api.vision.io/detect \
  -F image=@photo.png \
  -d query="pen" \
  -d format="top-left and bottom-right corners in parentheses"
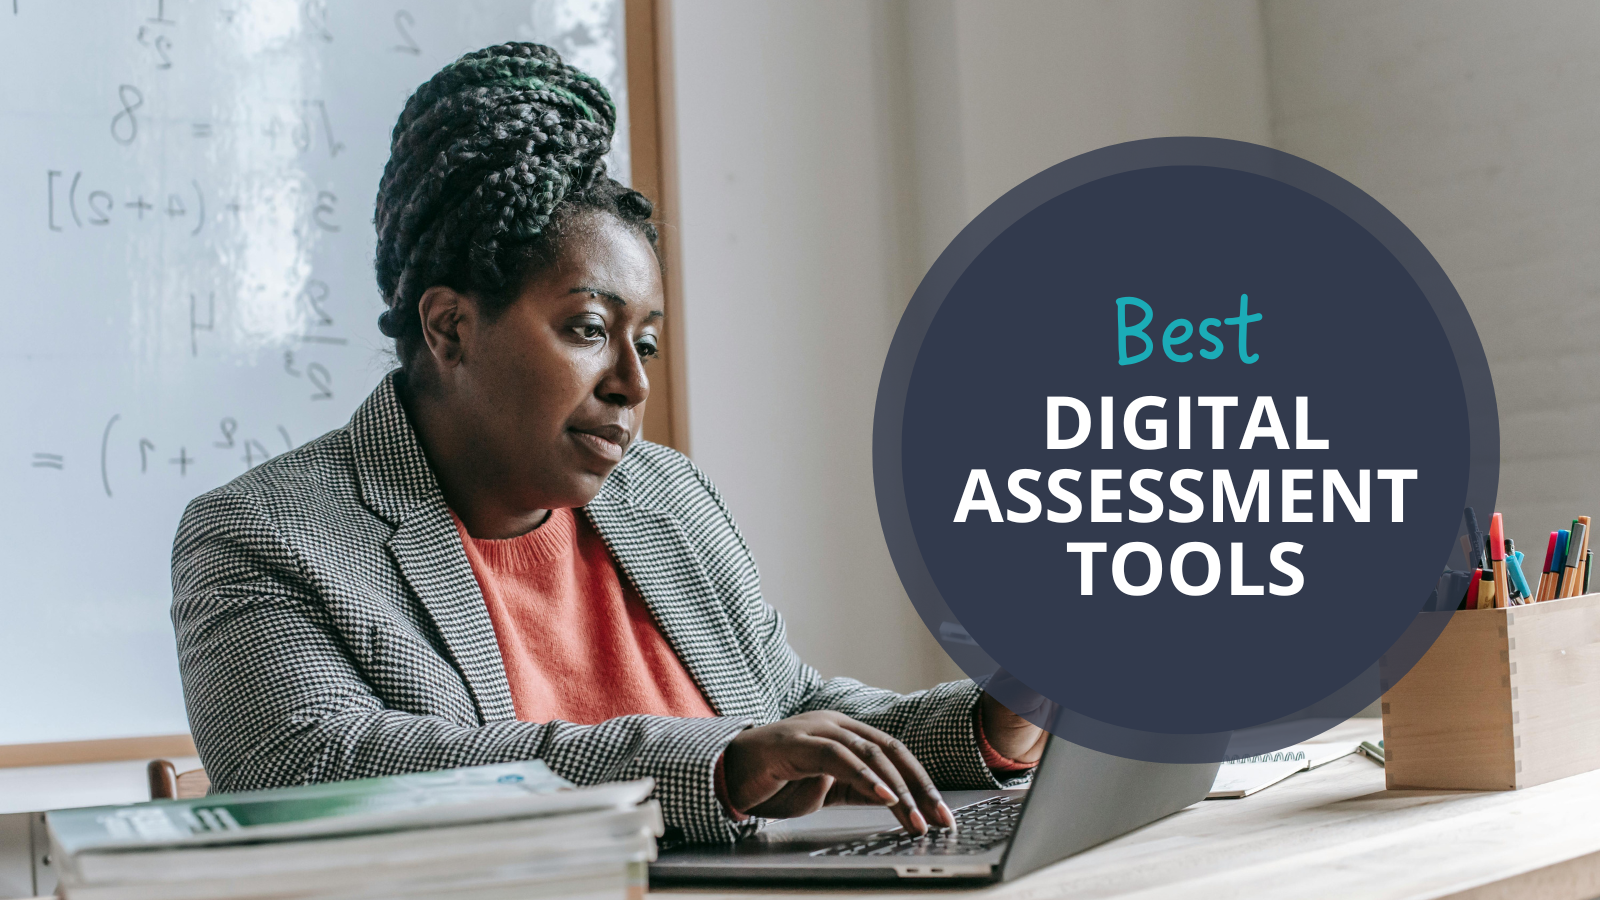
top-left (1478, 565), bottom-right (1496, 610)
top-left (1549, 529), bottom-right (1570, 601)
top-left (1538, 531), bottom-right (1558, 602)
top-left (1586, 549), bottom-right (1593, 595)
top-left (1577, 517), bottom-right (1592, 595)
top-left (1561, 520), bottom-right (1580, 596)
top-left (1555, 523), bottom-right (1575, 599)
top-left (1560, 521), bottom-right (1588, 599)
top-left (1507, 539), bottom-right (1532, 604)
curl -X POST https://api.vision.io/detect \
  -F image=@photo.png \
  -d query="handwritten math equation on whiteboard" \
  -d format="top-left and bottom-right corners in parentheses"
top-left (0, 0), bottom-right (629, 747)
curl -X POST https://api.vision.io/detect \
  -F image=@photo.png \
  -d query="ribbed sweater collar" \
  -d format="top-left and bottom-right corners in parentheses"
top-left (450, 508), bottom-right (576, 573)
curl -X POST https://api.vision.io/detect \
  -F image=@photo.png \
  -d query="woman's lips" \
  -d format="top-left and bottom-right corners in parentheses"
top-left (569, 427), bottom-right (626, 463)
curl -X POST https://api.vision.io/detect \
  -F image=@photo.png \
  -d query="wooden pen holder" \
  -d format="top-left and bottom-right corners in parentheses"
top-left (1381, 592), bottom-right (1600, 791)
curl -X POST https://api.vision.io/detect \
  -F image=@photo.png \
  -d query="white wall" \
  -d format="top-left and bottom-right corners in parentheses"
top-left (1263, 0), bottom-right (1600, 567)
top-left (668, 0), bottom-right (1273, 692)
top-left (669, 0), bottom-right (938, 691)
top-left (904, 0), bottom-right (1273, 272)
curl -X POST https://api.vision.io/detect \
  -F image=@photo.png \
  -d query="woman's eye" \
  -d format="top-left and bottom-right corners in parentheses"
top-left (570, 320), bottom-right (607, 342)
top-left (636, 337), bottom-right (659, 358)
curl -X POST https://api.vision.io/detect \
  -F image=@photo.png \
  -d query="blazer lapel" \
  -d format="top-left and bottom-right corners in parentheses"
top-left (585, 467), bottom-right (768, 721)
top-left (349, 373), bottom-right (517, 724)
top-left (386, 504), bottom-right (518, 723)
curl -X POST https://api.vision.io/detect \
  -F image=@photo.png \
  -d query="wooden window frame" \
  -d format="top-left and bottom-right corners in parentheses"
top-left (629, 0), bottom-right (689, 454)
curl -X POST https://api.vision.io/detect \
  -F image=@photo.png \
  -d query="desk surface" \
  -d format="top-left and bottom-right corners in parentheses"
top-left (658, 718), bottom-right (1600, 900)
top-left (13, 720), bottom-right (1600, 900)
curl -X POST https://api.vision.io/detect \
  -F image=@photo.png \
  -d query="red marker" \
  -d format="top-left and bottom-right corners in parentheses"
top-left (1467, 569), bottom-right (1482, 610)
top-left (1539, 531), bottom-right (1558, 601)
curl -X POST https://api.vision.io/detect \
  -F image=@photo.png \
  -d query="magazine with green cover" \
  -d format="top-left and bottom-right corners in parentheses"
top-left (48, 760), bottom-right (653, 856)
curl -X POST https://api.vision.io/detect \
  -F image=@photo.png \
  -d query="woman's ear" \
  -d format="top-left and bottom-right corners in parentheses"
top-left (417, 286), bottom-right (471, 369)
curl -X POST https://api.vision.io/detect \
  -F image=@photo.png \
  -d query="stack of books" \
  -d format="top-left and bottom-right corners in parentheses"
top-left (45, 761), bottom-right (661, 900)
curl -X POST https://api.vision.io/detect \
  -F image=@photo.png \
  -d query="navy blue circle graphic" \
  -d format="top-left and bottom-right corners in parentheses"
top-left (875, 138), bottom-right (1498, 763)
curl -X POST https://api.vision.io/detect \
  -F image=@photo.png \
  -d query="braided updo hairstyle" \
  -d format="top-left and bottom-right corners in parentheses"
top-left (374, 42), bottom-right (660, 368)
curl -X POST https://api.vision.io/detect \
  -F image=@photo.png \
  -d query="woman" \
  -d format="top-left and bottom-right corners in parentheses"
top-left (172, 43), bottom-right (1044, 845)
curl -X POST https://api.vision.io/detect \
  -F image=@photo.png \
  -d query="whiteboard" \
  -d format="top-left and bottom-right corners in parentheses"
top-left (0, 0), bottom-right (631, 746)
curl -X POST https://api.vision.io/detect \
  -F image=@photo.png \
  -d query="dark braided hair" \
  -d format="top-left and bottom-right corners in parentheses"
top-left (374, 42), bottom-right (660, 367)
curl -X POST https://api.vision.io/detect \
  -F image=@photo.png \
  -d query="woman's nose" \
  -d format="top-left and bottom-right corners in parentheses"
top-left (599, 345), bottom-right (649, 408)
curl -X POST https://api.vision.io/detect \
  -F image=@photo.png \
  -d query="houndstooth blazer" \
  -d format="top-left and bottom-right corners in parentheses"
top-left (171, 372), bottom-right (1024, 844)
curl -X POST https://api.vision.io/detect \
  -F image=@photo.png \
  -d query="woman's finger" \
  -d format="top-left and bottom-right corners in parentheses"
top-left (816, 724), bottom-right (930, 834)
top-left (831, 718), bottom-right (955, 830)
top-left (824, 778), bottom-right (883, 807)
top-left (795, 735), bottom-right (899, 807)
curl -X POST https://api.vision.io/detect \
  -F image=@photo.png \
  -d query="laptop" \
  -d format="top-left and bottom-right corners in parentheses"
top-left (650, 733), bottom-right (1220, 885)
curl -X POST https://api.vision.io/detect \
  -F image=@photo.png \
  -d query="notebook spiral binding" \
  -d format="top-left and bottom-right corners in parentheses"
top-left (1223, 750), bottom-right (1307, 765)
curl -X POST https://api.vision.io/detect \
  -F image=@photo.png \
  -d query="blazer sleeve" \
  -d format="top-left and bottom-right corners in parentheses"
top-left (171, 486), bottom-right (755, 845)
top-left (675, 455), bottom-right (1032, 793)
top-left (795, 677), bottom-right (1032, 790)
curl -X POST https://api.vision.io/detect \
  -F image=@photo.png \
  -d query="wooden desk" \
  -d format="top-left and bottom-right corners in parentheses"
top-left (14, 720), bottom-right (1599, 900)
top-left (659, 719), bottom-right (1600, 899)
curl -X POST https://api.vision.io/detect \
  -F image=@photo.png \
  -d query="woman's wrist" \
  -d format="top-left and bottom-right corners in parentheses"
top-left (973, 706), bottom-right (1039, 773)
top-left (713, 752), bottom-right (751, 822)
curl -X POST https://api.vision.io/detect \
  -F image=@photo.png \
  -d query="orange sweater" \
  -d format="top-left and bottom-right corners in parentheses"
top-left (452, 506), bottom-right (1033, 800)
top-left (452, 508), bottom-right (716, 724)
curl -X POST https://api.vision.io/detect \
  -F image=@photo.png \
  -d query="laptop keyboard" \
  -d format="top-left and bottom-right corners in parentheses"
top-left (810, 794), bottom-right (1024, 857)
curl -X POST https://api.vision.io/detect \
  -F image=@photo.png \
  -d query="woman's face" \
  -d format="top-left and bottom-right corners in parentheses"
top-left (429, 211), bottom-right (663, 511)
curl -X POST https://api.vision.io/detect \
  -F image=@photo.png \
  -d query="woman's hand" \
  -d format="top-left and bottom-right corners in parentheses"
top-left (721, 711), bottom-right (956, 834)
top-left (977, 693), bottom-right (1050, 764)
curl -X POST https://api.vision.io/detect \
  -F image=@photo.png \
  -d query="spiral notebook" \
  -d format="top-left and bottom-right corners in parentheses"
top-left (1207, 740), bottom-right (1363, 799)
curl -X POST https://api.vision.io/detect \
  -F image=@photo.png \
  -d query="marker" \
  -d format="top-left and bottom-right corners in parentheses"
top-left (1577, 517), bottom-right (1592, 595)
top-left (1542, 528), bottom-right (1568, 598)
top-left (1563, 520), bottom-right (1581, 596)
top-left (1586, 548), bottom-right (1593, 595)
top-left (1507, 539), bottom-right (1533, 604)
top-left (1489, 514), bottom-right (1509, 608)
top-left (1562, 519), bottom-right (1588, 599)
top-left (1560, 521), bottom-right (1588, 599)
top-left (1467, 568), bottom-right (1482, 610)
top-left (1550, 529), bottom-right (1571, 601)
top-left (1554, 524), bottom-right (1574, 599)
top-left (1538, 532), bottom-right (1558, 602)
